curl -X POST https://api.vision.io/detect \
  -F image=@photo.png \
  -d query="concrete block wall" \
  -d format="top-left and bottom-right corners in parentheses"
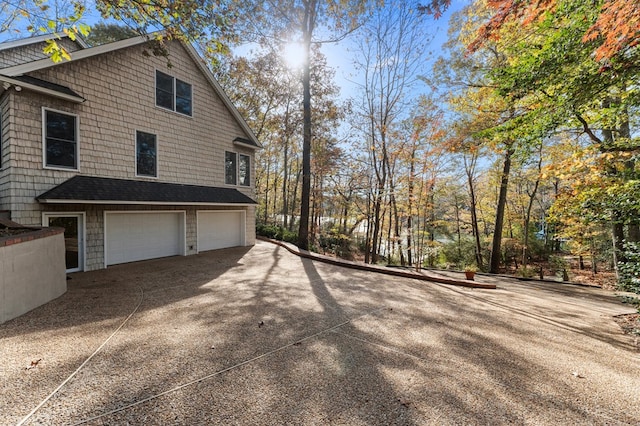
top-left (0, 228), bottom-right (66, 324)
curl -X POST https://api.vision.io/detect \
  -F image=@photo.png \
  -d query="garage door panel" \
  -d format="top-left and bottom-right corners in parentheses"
top-left (198, 211), bottom-right (244, 252)
top-left (106, 212), bottom-right (183, 265)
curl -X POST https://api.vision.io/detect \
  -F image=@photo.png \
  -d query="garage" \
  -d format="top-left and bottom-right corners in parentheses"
top-left (105, 212), bottom-right (185, 266)
top-left (197, 210), bottom-right (246, 252)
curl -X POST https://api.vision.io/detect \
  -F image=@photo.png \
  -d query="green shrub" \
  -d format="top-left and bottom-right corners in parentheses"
top-left (256, 224), bottom-right (297, 244)
top-left (618, 242), bottom-right (640, 294)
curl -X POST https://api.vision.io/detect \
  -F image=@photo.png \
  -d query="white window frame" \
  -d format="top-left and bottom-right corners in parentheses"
top-left (225, 151), bottom-right (251, 187)
top-left (135, 130), bottom-right (159, 178)
top-left (238, 153), bottom-right (250, 187)
top-left (224, 150), bottom-right (237, 186)
top-left (155, 70), bottom-right (193, 117)
top-left (42, 107), bottom-right (80, 171)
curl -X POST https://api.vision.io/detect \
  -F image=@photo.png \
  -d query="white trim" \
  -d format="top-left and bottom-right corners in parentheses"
top-left (196, 209), bottom-right (247, 253)
top-left (181, 43), bottom-right (261, 148)
top-left (1, 34), bottom-right (154, 76)
top-left (42, 107), bottom-right (80, 171)
top-left (224, 150), bottom-right (237, 186)
top-left (135, 129), bottom-right (159, 178)
top-left (103, 210), bottom-right (187, 268)
top-left (154, 69), bottom-right (193, 118)
top-left (38, 199), bottom-right (254, 206)
top-left (0, 75), bottom-right (85, 103)
top-left (0, 34), bottom-right (260, 148)
top-left (42, 211), bottom-right (86, 273)
top-left (239, 153), bottom-right (250, 187)
top-left (0, 33), bottom-right (88, 53)
top-left (233, 139), bottom-right (260, 150)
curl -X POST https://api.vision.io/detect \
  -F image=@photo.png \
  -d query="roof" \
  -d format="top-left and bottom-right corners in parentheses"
top-left (0, 33), bottom-right (88, 53)
top-left (0, 74), bottom-right (85, 102)
top-left (0, 33), bottom-right (261, 148)
top-left (37, 176), bottom-right (257, 205)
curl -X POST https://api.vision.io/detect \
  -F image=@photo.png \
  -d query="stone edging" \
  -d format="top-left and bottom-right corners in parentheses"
top-left (257, 236), bottom-right (497, 290)
top-left (0, 218), bottom-right (64, 248)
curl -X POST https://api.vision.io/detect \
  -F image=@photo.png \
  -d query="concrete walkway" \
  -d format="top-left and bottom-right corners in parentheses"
top-left (1, 241), bottom-right (638, 425)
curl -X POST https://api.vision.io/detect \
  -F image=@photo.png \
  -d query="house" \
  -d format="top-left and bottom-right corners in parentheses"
top-left (0, 33), bottom-right (261, 272)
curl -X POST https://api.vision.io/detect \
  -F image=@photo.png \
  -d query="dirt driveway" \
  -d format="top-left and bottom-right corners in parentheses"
top-left (1, 241), bottom-right (639, 425)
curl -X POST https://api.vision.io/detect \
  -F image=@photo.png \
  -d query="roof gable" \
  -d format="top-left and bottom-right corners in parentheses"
top-left (0, 33), bottom-right (88, 53)
top-left (0, 34), bottom-right (261, 148)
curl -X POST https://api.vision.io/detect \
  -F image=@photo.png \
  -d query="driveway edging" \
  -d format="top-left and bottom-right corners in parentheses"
top-left (257, 237), bottom-right (497, 289)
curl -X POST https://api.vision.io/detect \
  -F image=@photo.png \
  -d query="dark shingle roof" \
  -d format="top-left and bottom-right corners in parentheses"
top-left (37, 176), bottom-right (257, 204)
top-left (12, 75), bottom-right (84, 99)
top-left (233, 137), bottom-right (261, 149)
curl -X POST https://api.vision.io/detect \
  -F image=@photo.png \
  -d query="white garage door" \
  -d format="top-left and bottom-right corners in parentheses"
top-left (198, 211), bottom-right (245, 252)
top-left (106, 212), bottom-right (184, 265)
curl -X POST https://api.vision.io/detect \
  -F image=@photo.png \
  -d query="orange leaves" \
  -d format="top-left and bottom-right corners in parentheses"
top-left (583, 0), bottom-right (640, 60)
top-left (470, 0), bottom-right (639, 61)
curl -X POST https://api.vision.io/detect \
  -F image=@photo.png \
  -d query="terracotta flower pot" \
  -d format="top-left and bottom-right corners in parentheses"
top-left (465, 270), bottom-right (475, 280)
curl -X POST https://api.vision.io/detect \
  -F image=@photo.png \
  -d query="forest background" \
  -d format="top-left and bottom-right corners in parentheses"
top-left (1, 0), bottom-right (639, 296)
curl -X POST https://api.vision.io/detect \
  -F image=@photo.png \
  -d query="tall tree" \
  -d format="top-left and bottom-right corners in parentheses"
top-left (353, 0), bottom-right (431, 263)
top-left (230, 0), bottom-right (375, 250)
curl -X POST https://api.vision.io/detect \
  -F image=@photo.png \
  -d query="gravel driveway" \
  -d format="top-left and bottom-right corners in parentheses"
top-left (1, 241), bottom-right (639, 425)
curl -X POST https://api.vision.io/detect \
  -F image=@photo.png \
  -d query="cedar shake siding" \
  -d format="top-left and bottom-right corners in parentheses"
top-left (0, 36), bottom-right (259, 270)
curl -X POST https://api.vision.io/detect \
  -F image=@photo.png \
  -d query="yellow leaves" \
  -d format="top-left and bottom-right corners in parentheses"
top-left (43, 40), bottom-right (71, 63)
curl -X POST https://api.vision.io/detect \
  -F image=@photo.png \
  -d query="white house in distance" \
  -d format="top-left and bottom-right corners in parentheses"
top-left (0, 33), bottom-right (261, 272)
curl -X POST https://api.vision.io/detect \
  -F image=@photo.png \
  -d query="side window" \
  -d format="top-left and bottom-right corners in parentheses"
top-left (175, 79), bottom-right (192, 116)
top-left (156, 70), bottom-right (192, 116)
top-left (155, 71), bottom-right (174, 110)
top-left (43, 108), bottom-right (78, 170)
top-left (136, 131), bottom-right (157, 177)
top-left (239, 154), bottom-right (250, 186)
top-left (225, 151), bottom-right (237, 185)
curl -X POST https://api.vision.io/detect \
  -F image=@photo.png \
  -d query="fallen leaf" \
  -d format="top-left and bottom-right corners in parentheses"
top-left (25, 359), bottom-right (42, 370)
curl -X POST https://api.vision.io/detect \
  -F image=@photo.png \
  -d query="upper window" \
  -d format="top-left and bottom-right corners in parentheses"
top-left (225, 151), bottom-right (237, 185)
top-left (155, 70), bottom-right (192, 116)
top-left (136, 131), bottom-right (157, 177)
top-left (43, 108), bottom-right (78, 170)
top-left (239, 154), bottom-right (250, 186)
top-left (225, 151), bottom-right (251, 186)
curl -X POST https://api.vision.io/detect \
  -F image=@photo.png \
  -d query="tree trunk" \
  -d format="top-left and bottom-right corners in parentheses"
top-left (465, 153), bottom-right (483, 269)
top-left (490, 144), bottom-right (514, 273)
top-left (297, 0), bottom-right (317, 250)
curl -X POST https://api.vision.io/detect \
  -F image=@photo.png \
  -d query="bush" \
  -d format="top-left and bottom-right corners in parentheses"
top-left (318, 231), bottom-right (354, 259)
top-left (618, 242), bottom-right (640, 294)
top-left (438, 237), bottom-right (477, 270)
top-left (256, 224), bottom-right (298, 244)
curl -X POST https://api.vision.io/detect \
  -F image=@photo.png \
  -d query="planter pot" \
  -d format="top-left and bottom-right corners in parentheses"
top-left (465, 271), bottom-right (475, 280)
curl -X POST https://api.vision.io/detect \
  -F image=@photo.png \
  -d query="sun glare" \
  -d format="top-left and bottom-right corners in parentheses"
top-left (283, 42), bottom-right (306, 69)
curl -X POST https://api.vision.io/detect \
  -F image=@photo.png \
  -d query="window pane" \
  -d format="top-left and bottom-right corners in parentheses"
top-left (46, 139), bottom-right (76, 168)
top-left (46, 110), bottom-right (76, 141)
top-left (156, 88), bottom-right (173, 110)
top-left (175, 79), bottom-right (192, 115)
top-left (225, 151), bottom-right (237, 185)
top-left (156, 71), bottom-right (174, 110)
top-left (45, 110), bottom-right (77, 168)
top-left (156, 71), bottom-right (173, 92)
top-left (136, 131), bottom-right (157, 177)
top-left (239, 154), bottom-right (250, 186)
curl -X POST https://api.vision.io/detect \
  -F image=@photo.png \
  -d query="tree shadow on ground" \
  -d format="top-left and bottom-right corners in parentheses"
top-left (3, 242), bottom-right (639, 425)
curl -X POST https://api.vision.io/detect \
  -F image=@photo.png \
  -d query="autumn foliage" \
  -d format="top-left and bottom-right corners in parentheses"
top-left (469, 0), bottom-right (640, 60)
